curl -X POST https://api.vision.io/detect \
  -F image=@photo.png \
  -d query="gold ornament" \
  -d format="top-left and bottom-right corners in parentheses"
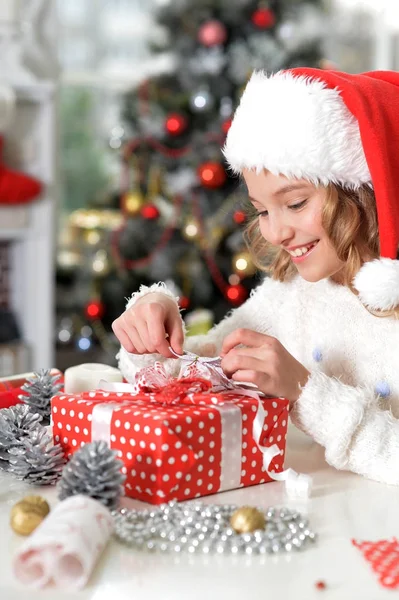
top-left (84, 229), bottom-right (102, 246)
top-left (229, 506), bottom-right (266, 534)
top-left (232, 251), bottom-right (256, 277)
top-left (92, 249), bottom-right (110, 276)
top-left (183, 217), bottom-right (200, 241)
top-left (122, 190), bottom-right (145, 216)
top-left (10, 496), bottom-right (50, 536)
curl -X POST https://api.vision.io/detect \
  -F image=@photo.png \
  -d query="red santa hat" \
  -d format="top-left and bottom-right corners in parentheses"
top-left (223, 68), bottom-right (399, 311)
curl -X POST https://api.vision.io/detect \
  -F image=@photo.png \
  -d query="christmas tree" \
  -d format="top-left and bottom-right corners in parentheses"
top-left (56, 0), bottom-right (329, 364)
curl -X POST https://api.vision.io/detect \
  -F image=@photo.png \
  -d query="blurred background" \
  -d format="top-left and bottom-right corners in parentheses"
top-left (0, 0), bottom-right (398, 375)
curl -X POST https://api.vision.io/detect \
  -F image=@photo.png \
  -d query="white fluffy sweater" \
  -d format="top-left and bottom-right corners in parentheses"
top-left (117, 276), bottom-right (399, 486)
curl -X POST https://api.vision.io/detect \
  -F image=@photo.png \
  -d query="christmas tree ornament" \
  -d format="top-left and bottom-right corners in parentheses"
top-left (58, 440), bottom-right (126, 509)
top-left (121, 189), bottom-right (145, 216)
top-left (19, 370), bottom-right (62, 425)
top-left (182, 217), bottom-right (200, 240)
top-left (185, 308), bottom-right (213, 336)
top-left (0, 404), bottom-right (42, 468)
top-left (230, 506), bottom-right (266, 533)
top-left (141, 203), bottom-right (160, 220)
top-left (232, 251), bottom-right (256, 277)
top-left (220, 96), bottom-right (233, 119)
top-left (8, 427), bottom-right (66, 485)
top-left (178, 295), bottom-right (190, 310)
top-left (113, 501), bottom-right (317, 554)
top-left (251, 6), bottom-right (276, 29)
top-left (221, 118), bottom-right (232, 134)
top-left (76, 336), bottom-right (92, 352)
top-left (91, 250), bottom-right (110, 277)
top-left (197, 161), bottom-right (226, 189)
top-left (165, 112), bottom-right (188, 136)
top-left (10, 496), bottom-right (50, 536)
top-left (233, 210), bottom-right (246, 224)
top-left (83, 229), bottom-right (101, 246)
top-left (197, 19), bottom-right (227, 47)
top-left (85, 299), bottom-right (105, 320)
top-left (189, 88), bottom-right (214, 113)
top-left (226, 283), bottom-right (248, 305)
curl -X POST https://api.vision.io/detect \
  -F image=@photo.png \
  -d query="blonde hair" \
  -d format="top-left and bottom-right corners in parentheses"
top-left (243, 184), bottom-right (399, 318)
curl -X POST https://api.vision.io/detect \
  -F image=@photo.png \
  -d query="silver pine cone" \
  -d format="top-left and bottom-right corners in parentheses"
top-left (7, 427), bottom-right (66, 485)
top-left (0, 405), bottom-right (43, 469)
top-left (19, 369), bottom-right (63, 424)
top-left (58, 440), bottom-right (126, 509)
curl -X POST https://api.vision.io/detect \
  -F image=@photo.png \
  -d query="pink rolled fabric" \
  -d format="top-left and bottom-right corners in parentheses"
top-left (13, 495), bottom-right (114, 590)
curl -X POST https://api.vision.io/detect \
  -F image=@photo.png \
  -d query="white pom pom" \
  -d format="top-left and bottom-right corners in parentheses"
top-left (353, 258), bottom-right (399, 311)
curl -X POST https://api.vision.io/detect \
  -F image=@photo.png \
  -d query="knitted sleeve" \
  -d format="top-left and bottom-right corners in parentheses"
top-left (291, 371), bottom-right (399, 485)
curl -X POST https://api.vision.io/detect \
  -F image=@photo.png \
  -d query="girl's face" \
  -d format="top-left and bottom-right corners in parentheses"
top-left (243, 168), bottom-right (345, 283)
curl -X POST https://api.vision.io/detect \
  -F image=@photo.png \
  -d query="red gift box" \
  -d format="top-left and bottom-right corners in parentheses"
top-left (51, 380), bottom-right (289, 505)
top-left (0, 369), bottom-right (63, 410)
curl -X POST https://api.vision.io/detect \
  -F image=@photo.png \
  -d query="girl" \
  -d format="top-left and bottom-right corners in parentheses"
top-left (112, 68), bottom-right (399, 486)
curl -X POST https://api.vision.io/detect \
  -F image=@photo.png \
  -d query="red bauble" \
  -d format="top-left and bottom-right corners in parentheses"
top-left (226, 284), bottom-right (248, 305)
top-left (233, 210), bottom-right (246, 225)
top-left (197, 162), bottom-right (227, 189)
top-left (165, 113), bottom-right (188, 136)
top-left (141, 204), bottom-right (160, 220)
top-left (179, 296), bottom-right (190, 310)
top-left (251, 8), bottom-right (276, 29)
top-left (198, 19), bottom-right (227, 47)
top-left (85, 300), bottom-right (105, 320)
top-left (222, 118), bottom-right (232, 134)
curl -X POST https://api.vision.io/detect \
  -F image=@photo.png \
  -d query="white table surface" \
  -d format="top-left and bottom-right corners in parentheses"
top-left (1, 422), bottom-right (398, 600)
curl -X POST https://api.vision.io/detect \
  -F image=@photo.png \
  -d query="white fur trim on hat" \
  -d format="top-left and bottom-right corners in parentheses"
top-left (353, 258), bottom-right (399, 311)
top-left (223, 70), bottom-right (371, 188)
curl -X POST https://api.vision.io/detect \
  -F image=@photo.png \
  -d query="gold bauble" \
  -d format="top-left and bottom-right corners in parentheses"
top-left (232, 251), bottom-right (256, 277)
top-left (230, 506), bottom-right (266, 534)
top-left (84, 229), bottom-right (102, 246)
top-left (182, 218), bottom-right (200, 241)
top-left (122, 191), bottom-right (145, 216)
top-left (10, 496), bottom-right (50, 536)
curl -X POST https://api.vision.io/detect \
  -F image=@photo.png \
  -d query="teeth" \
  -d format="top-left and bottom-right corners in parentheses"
top-left (288, 243), bottom-right (315, 257)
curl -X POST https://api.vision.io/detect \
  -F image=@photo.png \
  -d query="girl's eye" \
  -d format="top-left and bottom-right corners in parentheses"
top-left (289, 199), bottom-right (307, 210)
top-left (256, 210), bottom-right (268, 217)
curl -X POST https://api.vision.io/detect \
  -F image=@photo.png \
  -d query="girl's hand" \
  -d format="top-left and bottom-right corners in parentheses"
top-left (112, 293), bottom-right (184, 358)
top-left (221, 329), bottom-right (309, 404)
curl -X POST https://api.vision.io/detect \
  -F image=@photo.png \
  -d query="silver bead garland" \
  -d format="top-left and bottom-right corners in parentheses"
top-left (112, 501), bottom-right (317, 555)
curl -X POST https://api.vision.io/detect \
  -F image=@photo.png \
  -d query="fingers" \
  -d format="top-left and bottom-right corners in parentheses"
top-left (221, 329), bottom-right (277, 356)
top-left (112, 299), bottom-right (184, 358)
top-left (167, 316), bottom-right (184, 355)
top-left (231, 369), bottom-right (270, 392)
top-left (221, 353), bottom-right (265, 377)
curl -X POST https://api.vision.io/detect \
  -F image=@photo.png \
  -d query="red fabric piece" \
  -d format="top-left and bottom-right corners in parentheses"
top-left (352, 538), bottom-right (399, 589)
top-left (0, 136), bottom-right (43, 205)
top-left (288, 68), bottom-right (399, 260)
top-left (0, 369), bottom-right (64, 410)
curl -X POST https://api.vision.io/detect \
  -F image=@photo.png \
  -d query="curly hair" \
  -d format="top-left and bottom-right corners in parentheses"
top-left (243, 184), bottom-right (398, 317)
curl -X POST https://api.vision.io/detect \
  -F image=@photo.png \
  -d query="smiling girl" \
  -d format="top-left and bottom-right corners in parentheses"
top-left (113, 68), bottom-right (399, 486)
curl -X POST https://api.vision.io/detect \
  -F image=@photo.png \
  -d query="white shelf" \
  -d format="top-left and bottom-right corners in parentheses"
top-left (0, 80), bottom-right (57, 373)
